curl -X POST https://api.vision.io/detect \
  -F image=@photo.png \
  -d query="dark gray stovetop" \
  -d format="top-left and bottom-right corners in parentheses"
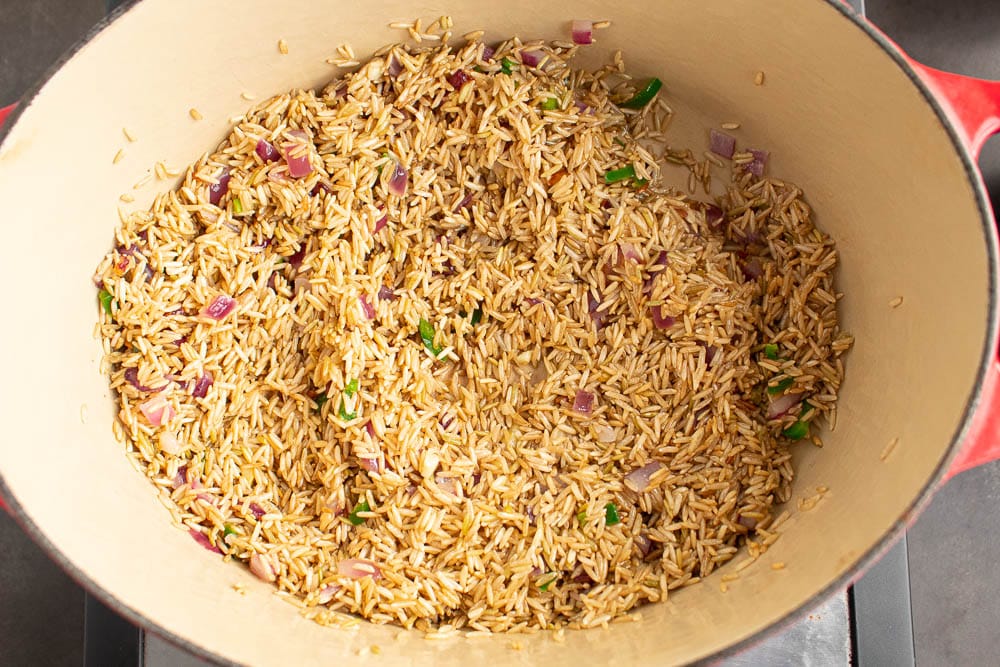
top-left (2, 1), bottom-right (999, 665)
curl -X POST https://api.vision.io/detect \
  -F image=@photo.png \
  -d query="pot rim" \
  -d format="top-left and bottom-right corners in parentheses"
top-left (0, 0), bottom-right (996, 664)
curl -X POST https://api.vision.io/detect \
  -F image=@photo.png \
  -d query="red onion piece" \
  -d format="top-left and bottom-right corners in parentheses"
top-left (200, 295), bottom-right (236, 320)
top-left (650, 305), bottom-right (675, 329)
top-left (588, 292), bottom-right (607, 329)
top-left (317, 584), bottom-right (341, 604)
top-left (377, 285), bottom-right (397, 301)
top-left (767, 392), bottom-right (803, 419)
top-left (698, 341), bottom-right (718, 365)
top-left (249, 503), bottom-right (266, 519)
top-left (139, 395), bottom-right (174, 427)
top-left (481, 45), bottom-right (496, 62)
top-left (191, 371), bottom-right (214, 398)
top-left (571, 19), bottom-right (594, 45)
top-left (573, 389), bottom-right (594, 414)
top-left (709, 129), bottom-right (736, 159)
top-left (189, 529), bottom-right (223, 555)
top-left (521, 49), bottom-right (544, 67)
top-left (446, 70), bottom-right (471, 90)
top-left (255, 139), bottom-right (280, 163)
top-left (294, 275), bottom-right (311, 295)
top-left (124, 367), bottom-right (166, 393)
top-left (208, 168), bottom-right (230, 206)
top-left (249, 553), bottom-right (277, 582)
top-left (705, 204), bottom-right (725, 231)
top-left (642, 251), bottom-right (669, 294)
top-left (742, 257), bottom-right (764, 280)
top-left (435, 475), bottom-right (458, 495)
top-left (337, 558), bottom-right (382, 580)
top-left (454, 192), bottom-right (474, 212)
top-left (172, 466), bottom-right (187, 490)
top-left (747, 148), bottom-right (770, 177)
top-left (387, 56), bottom-right (403, 78)
top-left (359, 295), bottom-right (375, 320)
top-left (387, 160), bottom-right (408, 197)
top-left (364, 421), bottom-right (376, 437)
top-left (634, 533), bottom-right (652, 557)
top-left (359, 457), bottom-right (380, 473)
top-left (738, 515), bottom-right (758, 530)
top-left (287, 245), bottom-right (306, 269)
top-left (159, 431), bottom-right (182, 455)
top-left (374, 213), bottom-right (388, 233)
top-left (624, 461), bottom-right (664, 493)
top-left (282, 129), bottom-right (313, 178)
top-left (310, 180), bottom-right (333, 196)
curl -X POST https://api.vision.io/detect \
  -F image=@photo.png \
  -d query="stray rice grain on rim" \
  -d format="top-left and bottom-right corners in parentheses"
top-left (94, 32), bottom-right (850, 633)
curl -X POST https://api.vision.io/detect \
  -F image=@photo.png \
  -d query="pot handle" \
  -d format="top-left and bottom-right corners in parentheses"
top-left (895, 57), bottom-right (1000, 478)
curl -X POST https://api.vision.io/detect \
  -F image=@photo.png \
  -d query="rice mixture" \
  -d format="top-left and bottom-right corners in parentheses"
top-left (95, 33), bottom-right (851, 632)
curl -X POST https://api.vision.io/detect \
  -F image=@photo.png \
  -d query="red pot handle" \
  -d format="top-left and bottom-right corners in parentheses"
top-left (893, 53), bottom-right (1000, 478)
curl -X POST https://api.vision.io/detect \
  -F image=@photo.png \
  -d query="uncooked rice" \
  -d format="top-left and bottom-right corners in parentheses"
top-left (94, 32), bottom-right (850, 633)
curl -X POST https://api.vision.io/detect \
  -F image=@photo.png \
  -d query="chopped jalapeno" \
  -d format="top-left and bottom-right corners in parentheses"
top-left (604, 502), bottom-right (621, 526)
top-left (764, 343), bottom-right (779, 360)
top-left (605, 165), bottom-right (637, 184)
top-left (314, 392), bottom-right (329, 412)
top-left (338, 400), bottom-right (357, 421)
top-left (767, 377), bottom-right (794, 395)
top-left (783, 420), bottom-right (809, 441)
top-left (538, 572), bottom-right (558, 591)
top-left (618, 78), bottom-right (663, 109)
top-left (98, 288), bottom-right (113, 316)
top-left (501, 57), bottom-right (517, 75)
top-left (344, 378), bottom-right (359, 398)
top-left (470, 308), bottom-right (483, 325)
top-left (232, 198), bottom-right (244, 215)
top-left (223, 524), bottom-right (237, 538)
top-left (418, 318), bottom-right (444, 358)
top-left (576, 510), bottom-right (587, 527)
top-left (540, 97), bottom-right (559, 111)
top-left (349, 500), bottom-right (370, 526)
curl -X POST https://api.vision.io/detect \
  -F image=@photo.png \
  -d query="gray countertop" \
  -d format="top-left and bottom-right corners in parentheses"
top-left (2, 1), bottom-right (999, 665)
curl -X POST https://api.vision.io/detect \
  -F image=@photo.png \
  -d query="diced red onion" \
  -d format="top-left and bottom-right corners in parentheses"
top-left (338, 558), bottom-right (382, 580)
top-left (282, 129), bottom-right (313, 178)
top-left (742, 257), bottom-right (764, 280)
top-left (526, 506), bottom-right (536, 524)
top-left (287, 245), bottom-right (306, 269)
top-left (249, 553), bottom-right (277, 582)
top-left (767, 392), bottom-right (803, 419)
top-left (200, 295), bottom-right (236, 320)
top-left (365, 421), bottom-right (376, 437)
top-left (387, 56), bottom-right (403, 78)
top-left (738, 515), bottom-right (758, 530)
top-left (747, 148), bottom-right (770, 177)
top-left (208, 168), bottom-right (230, 206)
top-left (124, 367), bottom-right (166, 393)
top-left (387, 160), bottom-right (408, 197)
top-left (266, 169), bottom-right (288, 183)
top-left (709, 129), bottom-right (736, 159)
top-left (643, 251), bottom-right (669, 294)
top-left (374, 213), bottom-right (388, 233)
top-left (573, 389), bottom-right (594, 414)
top-left (255, 139), bottom-right (280, 163)
top-left (159, 431), bottom-right (182, 455)
top-left (172, 466), bottom-right (187, 490)
top-left (317, 584), bottom-right (341, 604)
top-left (189, 529), bottom-right (223, 555)
top-left (359, 295), bottom-right (375, 320)
top-left (650, 305), bottom-right (675, 329)
top-left (624, 461), bottom-right (664, 493)
top-left (571, 19), bottom-right (594, 45)
top-left (435, 475), bottom-right (458, 495)
top-left (139, 395), bottom-right (174, 427)
top-left (294, 275), bottom-right (311, 294)
top-left (634, 533), bottom-right (653, 557)
top-left (525, 297), bottom-right (542, 307)
top-left (249, 502), bottom-right (266, 519)
top-left (446, 70), bottom-right (471, 90)
top-left (454, 192), bottom-right (474, 212)
top-left (377, 285), bottom-right (397, 301)
top-left (481, 45), bottom-right (496, 61)
top-left (698, 341), bottom-right (718, 365)
top-left (191, 372), bottom-right (214, 398)
top-left (595, 425), bottom-right (617, 443)
top-left (521, 49), bottom-right (544, 67)
top-left (359, 457), bottom-right (380, 473)
top-left (588, 292), bottom-right (607, 329)
top-left (310, 180), bottom-right (333, 196)
top-left (705, 204), bottom-right (725, 230)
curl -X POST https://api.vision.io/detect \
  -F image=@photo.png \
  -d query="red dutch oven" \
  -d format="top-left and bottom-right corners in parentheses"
top-left (1, 1), bottom-right (999, 664)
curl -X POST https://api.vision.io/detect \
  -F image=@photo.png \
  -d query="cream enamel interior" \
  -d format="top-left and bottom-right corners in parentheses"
top-left (0, 0), bottom-right (993, 665)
